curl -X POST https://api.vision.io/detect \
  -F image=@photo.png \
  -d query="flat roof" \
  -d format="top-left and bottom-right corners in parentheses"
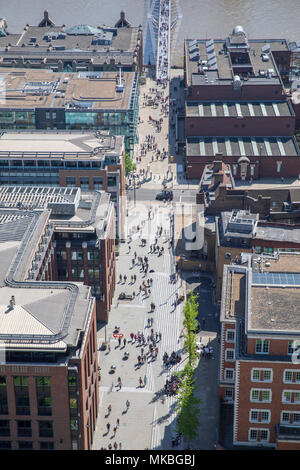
top-left (0, 205), bottom-right (93, 351)
top-left (255, 225), bottom-right (300, 243)
top-left (0, 68), bottom-right (135, 110)
top-left (0, 24), bottom-right (140, 52)
top-left (186, 136), bottom-right (299, 158)
top-left (186, 100), bottom-right (293, 117)
top-left (0, 131), bottom-right (124, 159)
top-left (185, 36), bottom-right (286, 87)
top-left (250, 285), bottom-right (300, 331)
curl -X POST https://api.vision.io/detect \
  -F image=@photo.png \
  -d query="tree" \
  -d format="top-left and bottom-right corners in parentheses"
top-left (125, 151), bottom-right (136, 175)
top-left (176, 366), bottom-right (201, 449)
top-left (182, 290), bottom-right (199, 369)
top-left (175, 290), bottom-right (201, 448)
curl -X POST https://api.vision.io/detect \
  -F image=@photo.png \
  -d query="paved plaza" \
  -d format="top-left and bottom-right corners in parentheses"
top-left (92, 73), bottom-right (220, 450)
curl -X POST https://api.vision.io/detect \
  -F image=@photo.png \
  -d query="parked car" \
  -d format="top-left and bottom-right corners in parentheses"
top-left (156, 190), bottom-right (173, 201)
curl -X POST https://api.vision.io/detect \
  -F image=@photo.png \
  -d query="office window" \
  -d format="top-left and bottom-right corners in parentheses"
top-left (251, 389), bottom-right (271, 403)
top-left (17, 420), bottom-right (32, 437)
top-left (250, 410), bottom-right (259, 422)
top-left (225, 369), bottom-right (234, 380)
top-left (249, 410), bottom-right (271, 425)
top-left (38, 421), bottom-right (53, 438)
top-left (288, 341), bottom-right (299, 355)
top-left (18, 441), bottom-right (33, 450)
top-left (225, 349), bottom-right (235, 361)
top-left (249, 429), bottom-right (258, 441)
top-left (0, 441), bottom-right (11, 450)
top-left (40, 442), bottom-right (54, 450)
top-left (226, 330), bottom-right (235, 342)
top-left (0, 420), bottom-right (10, 437)
top-left (260, 430), bottom-right (269, 441)
top-left (293, 413), bottom-right (300, 424)
top-left (281, 412), bottom-right (290, 423)
top-left (284, 370), bottom-right (293, 383)
top-left (256, 339), bottom-right (270, 354)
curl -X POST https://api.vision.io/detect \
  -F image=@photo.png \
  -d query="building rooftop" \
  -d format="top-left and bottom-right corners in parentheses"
top-left (0, 22), bottom-right (141, 67)
top-left (185, 29), bottom-right (289, 87)
top-left (221, 252), bottom-right (300, 336)
top-left (250, 285), bottom-right (300, 332)
top-left (255, 224), bottom-right (300, 243)
top-left (0, 68), bottom-right (136, 110)
top-left (0, 131), bottom-right (124, 161)
top-left (186, 100), bottom-right (293, 117)
top-left (186, 136), bottom-right (300, 158)
top-left (0, 186), bottom-right (114, 352)
top-left (0, 206), bottom-right (93, 352)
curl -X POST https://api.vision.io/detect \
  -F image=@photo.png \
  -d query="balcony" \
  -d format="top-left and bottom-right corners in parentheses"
top-left (276, 424), bottom-right (300, 441)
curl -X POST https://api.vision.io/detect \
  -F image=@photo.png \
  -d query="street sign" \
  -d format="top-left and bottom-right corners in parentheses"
top-left (113, 333), bottom-right (124, 339)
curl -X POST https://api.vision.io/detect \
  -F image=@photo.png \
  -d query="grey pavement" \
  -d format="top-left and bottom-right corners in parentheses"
top-left (92, 75), bottom-right (220, 451)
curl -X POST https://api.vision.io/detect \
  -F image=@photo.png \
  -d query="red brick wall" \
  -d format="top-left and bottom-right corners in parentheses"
top-left (185, 115), bottom-right (295, 137)
top-left (0, 364), bottom-right (71, 450)
top-left (187, 84), bottom-right (284, 101)
top-left (235, 360), bottom-right (300, 446)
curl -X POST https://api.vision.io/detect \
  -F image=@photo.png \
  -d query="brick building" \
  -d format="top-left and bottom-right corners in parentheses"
top-left (0, 206), bottom-right (98, 450)
top-left (218, 252), bottom-right (300, 449)
top-left (183, 27), bottom-right (299, 179)
top-left (0, 186), bottom-right (116, 322)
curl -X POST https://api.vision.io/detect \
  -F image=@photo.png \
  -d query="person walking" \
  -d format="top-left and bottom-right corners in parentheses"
top-left (117, 377), bottom-right (122, 389)
top-left (116, 418), bottom-right (120, 428)
top-left (107, 404), bottom-right (112, 415)
top-left (139, 376), bottom-right (143, 388)
top-left (123, 338), bottom-right (126, 347)
top-left (118, 337), bottom-right (121, 347)
top-left (106, 423), bottom-right (110, 433)
top-left (124, 275), bottom-right (127, 283)
top-left (113, 442), bottom-right (118, 450)
top-left (126, 400), bottom-right (130, 411)
top-left (143, 375), bottom-right (147, 387)
top-left (113, 426), bottom-right (117, 437)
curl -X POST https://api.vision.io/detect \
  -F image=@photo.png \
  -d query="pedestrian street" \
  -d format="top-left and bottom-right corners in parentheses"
top-left (93, 204), bottom-right (186, 450)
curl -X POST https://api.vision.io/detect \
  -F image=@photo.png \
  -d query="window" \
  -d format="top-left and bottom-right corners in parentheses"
top-left (18, 441), bottom-right (33, 450)
top-left (40, 442), bottom-right (54, 450)
top-left (288, 341), bottom-right (299, 355)
top-left (0, 441), bottom-right (11, 450)
top-left (256, 339), bottom-right (270, 354)
top-left (281, 412), bottom-right (290, 423)
top-left (225, 349), bottom-right (235, 361)
top-left (0, 420), bottom-right (10, 437)
top-left (249, 428), bottom-right (269, 442)
top-left (17, 420), bottom-right (32, 437)
top-left (283, 391), bottom-right (292, 403)
top-left (293, 413), bottom-right (300, 425)
top-left (250, 410), bottom-right (271, 424)
top-left (250, 165), bottom-right (255, 176)
top-left (260, 430), bottom-right (269, 441)
top-left (250, 389), bottom-right (272, 403)
top-left (225, 369), bottom-right (234, 380)
top-left (251, 368), bottom-right (272, 383)
top-left (249, 429), bottom-right (258, 441)
top-left (226, 330), bottom-right (235, 342)
top-left (38, 421), bottom-right (53, 438)
top-left (284, 370), bottom-right (293, 383)
top-left (250, 410), bottom-right (259, 422)
top-left (225, 388), bottom-right (233, 398)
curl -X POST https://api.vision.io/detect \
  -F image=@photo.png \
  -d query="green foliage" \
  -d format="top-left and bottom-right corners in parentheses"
top-left (125, 152), bottom-right (136, 175)
top-left (176, 367), bottom-right (201, 445)
top-left (175, 290), bottom-right (201, 447)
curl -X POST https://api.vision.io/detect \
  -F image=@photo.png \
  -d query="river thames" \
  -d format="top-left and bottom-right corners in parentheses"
top-left (2, 0), bottom-right (300, 64)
